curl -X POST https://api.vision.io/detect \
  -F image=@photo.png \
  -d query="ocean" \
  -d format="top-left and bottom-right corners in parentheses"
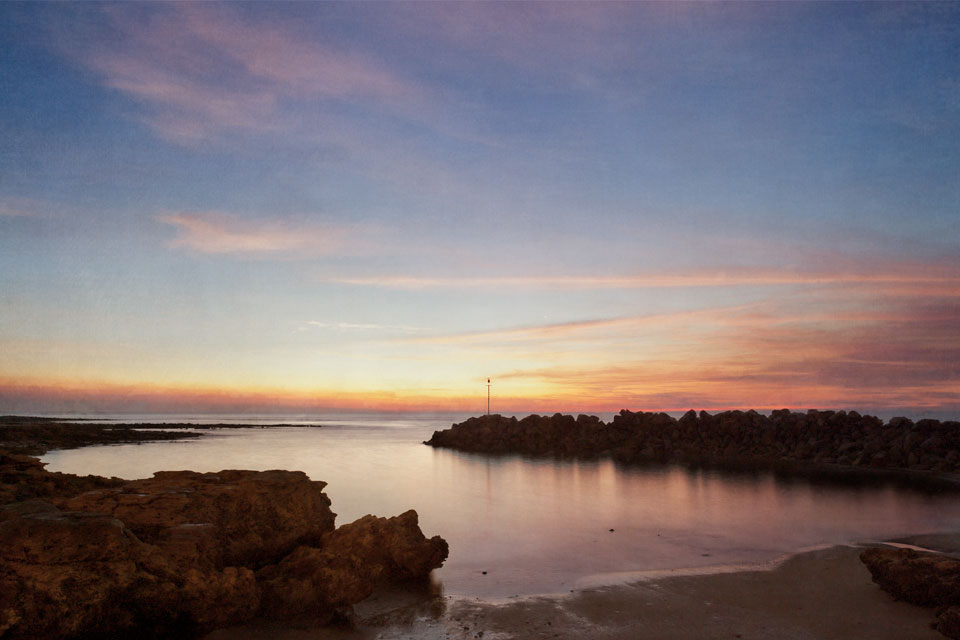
top-left (40, 411), bottom-right (960, 599)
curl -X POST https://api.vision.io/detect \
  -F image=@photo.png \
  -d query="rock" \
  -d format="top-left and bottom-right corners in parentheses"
top-left (0, 450), bottom-right (125, 505)
top-left (838, 441), bottom-right (858, 454)
top-left (58, 468), bottom-right (335, 569)
top-left (323, 510), bottom-right (448, 583)
top-left (425, 411), bottom-right (960, 479)
top-left (0, 456), bottom-right (448, 639)
top-left (0, 500), bottom-right (259, 638)
top-left (939, 607), bottom-right (960, 639)
top-left (0, 502), bottom-right (143, 638)
top-left (860, 547), bottom-right (960, 607)
top-left (257, 510), bottom-right (448, 624)
top-left (860, 547), bottom-right (960, 639)
top-left (889, 416), bottom-right (914, 430)
top-left (0, 417), bottom-right (203, 456)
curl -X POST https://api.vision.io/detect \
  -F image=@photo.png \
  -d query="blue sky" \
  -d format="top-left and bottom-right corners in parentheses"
top-left (1, 2), bottom-right (958, 415)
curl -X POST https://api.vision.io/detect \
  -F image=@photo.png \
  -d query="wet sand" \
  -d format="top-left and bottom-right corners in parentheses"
top-left (205, 543), bottom-right (945, 640)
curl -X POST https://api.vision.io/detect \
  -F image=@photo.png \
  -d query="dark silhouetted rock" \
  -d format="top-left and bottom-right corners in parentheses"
top-left (0, 416), bottom-right (202, 456)
top-left (425, 410), bottom-right (960, 483)
top-left (941, 607), bottom-right (960, 639)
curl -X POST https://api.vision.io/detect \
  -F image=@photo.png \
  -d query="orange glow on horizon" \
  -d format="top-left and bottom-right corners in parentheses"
top-left (1, 375), bottom-right (955, 418)
top-left (2, 258), bottom-right (956, 418)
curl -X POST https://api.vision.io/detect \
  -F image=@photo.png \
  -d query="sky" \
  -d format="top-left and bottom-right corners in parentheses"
top-left (0, 2), bottom-right (958, 417)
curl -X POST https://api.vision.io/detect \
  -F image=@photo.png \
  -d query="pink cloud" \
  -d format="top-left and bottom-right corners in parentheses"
top-left (89, 54), bottom-right (278, 142)
top-left (172, 4), bottom-right (410, 101)
top-left (157, 211), bottom-right (348, 256)
top-left (324, 264), bottom-right (960, 292)
top-left (389, 3), bottom-right (641, 74)
top-left (0, 197), bottom-right (47, 218)
top-left (78, 4), bottom-right (421, 142)
top-left (403, 303), bottom-right (761, 346)
top-left (490, 296), bottom-right (959, 411)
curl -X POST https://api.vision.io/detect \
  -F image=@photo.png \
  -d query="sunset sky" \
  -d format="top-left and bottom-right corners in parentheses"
top-left (1, 2), bottom-right (958, 417)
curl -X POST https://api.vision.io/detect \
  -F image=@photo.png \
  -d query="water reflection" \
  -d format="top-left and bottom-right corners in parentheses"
top-left (42, 416), bottom-right (960, 598)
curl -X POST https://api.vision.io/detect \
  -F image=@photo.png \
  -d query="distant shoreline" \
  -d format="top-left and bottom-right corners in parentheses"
top-left (0, 415), bottom-right (323, 456)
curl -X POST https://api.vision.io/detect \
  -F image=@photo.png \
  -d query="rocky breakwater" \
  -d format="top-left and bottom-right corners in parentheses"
top-left (0, 450), bottom-right (448, 639)
top-left (861, 547), bottom-right (960, 639)
top-left (425, 409), bottom-right (960, 481)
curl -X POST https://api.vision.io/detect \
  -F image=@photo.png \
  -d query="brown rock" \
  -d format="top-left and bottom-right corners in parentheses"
top-left (860, 547), bottom-right (960, 639)
top-left (939, 606), bottom-right (960, 639)
top-left (1, 455), bottom-right (447, 639)
top-left (0, 502), bottom-right (142, 638)
top-left (258, 510), bottom-right (448, 624)
top-left (324, 510), bottom-right (449, 581)
top-left (58, 469), bottom-right (335, 569)
top-left (0, 498), bottom-right (260, 639)
top-left (0, 450), bottom-right (125, 505)
top-left (860, 547), bottom-right (960, 607)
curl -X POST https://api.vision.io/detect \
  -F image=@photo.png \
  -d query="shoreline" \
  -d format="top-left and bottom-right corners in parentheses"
top-left (0, 415), bottom-right (325, 456)
top-left (9, 411), bottom-right (959, 492)
top-left (205, 541), bottom-right (955, 640)
top-left (6, 412), bottom-right (959, 638)
top-left (441, 530), bottom-right (960, 603)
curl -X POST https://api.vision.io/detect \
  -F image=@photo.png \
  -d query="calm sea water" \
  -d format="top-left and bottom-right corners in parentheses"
top-left (40, 412), bottom-right (960, 598)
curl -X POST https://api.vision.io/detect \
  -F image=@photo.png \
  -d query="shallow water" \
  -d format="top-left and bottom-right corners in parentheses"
top-left (41, 412), bottom-right (960, 598)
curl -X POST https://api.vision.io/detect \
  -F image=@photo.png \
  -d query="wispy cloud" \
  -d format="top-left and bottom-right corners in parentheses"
top-left (301, 321), bottom-right (426, 334)
top-left (403, 304), bottom-right (757, 346)
top-left (487, 296), bottom-right (960, 411)
top-left (74, 3), bottom-right (421, 143)
top-left (157, 211), bottom-right (349, 256)
top-left (323, 265), bottom-right (960, 292)
top-left (388, 3), bottom-right (644, 79)
top-left (0, 198), bottom-right (45, 217)
top-left (177, 6), bottom-right (410, 102)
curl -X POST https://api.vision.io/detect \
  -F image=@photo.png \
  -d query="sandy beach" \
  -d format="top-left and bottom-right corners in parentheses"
top-left (205, 541), bottom-right (953, 640)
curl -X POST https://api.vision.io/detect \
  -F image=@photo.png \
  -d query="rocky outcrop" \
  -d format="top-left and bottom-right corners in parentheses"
top-left (0, 450), bottom-right (125, 504)
top-left (425, 410), bottom-right (960, 481)
top-left (0, 454), bottom-right (447, 639)
top-left (258, 511), bottom-right (449, 624)
top-left (0, 416), bottom-right (322, 457)
top-left (0, 499), bottom-right (259, 639)
top-left (57, 469), bottom-right (336, 569)
top-left (860, 547), bottom-right (960, 639)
